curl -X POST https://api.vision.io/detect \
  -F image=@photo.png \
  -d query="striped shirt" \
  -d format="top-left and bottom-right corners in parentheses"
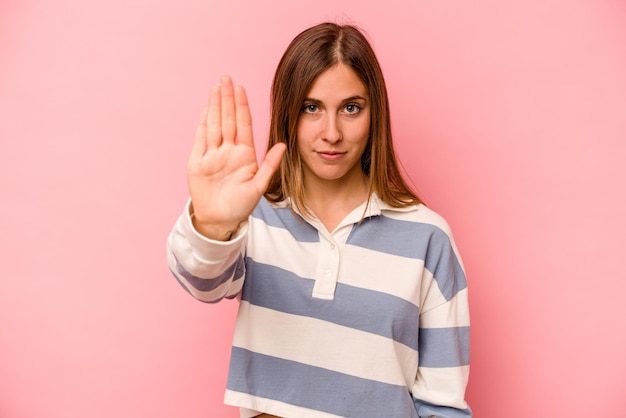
top-left (167, 194), bottom-right (472, 418)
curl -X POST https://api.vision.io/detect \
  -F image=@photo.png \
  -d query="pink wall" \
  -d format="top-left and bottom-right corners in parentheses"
top-left (1, 0), bottom-right (625, 416)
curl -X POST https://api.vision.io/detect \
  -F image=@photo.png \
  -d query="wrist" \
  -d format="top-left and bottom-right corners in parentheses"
top-left (188, 203), bottom-right (242, 241)
top-left (192, 218), bottom-right (241, 241)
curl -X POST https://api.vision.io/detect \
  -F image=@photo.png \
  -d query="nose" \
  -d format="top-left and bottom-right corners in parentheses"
top-left (322, 114), bottom-right (342, 144)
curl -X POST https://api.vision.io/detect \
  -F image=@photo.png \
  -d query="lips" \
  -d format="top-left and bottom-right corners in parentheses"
top-left (317, 151), bottom-right (346, 161)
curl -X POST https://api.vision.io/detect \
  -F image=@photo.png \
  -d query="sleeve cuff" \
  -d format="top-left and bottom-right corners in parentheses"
top-left (179, 199), bottom-right (249, 258)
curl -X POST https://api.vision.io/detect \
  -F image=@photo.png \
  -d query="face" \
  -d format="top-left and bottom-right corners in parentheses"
top-left (296, 63), bottom-right (371, 189)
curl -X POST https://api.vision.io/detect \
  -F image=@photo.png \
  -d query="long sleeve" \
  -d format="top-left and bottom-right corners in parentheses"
top-left (412, 220), bottom-right (472, 418)
top-left (167, 200), bottom-right (248, 303)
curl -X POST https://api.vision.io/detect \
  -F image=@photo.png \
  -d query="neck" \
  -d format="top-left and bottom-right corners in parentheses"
top-left (303, 172), bottom-right (370, 231)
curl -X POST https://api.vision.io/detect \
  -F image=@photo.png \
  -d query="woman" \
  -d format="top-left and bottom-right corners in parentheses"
top-left (167, 22), bottom-right (472, 418)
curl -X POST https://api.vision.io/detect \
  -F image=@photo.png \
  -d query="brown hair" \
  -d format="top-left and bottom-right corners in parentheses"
top-left (265, 22), bottom-right (421, 213)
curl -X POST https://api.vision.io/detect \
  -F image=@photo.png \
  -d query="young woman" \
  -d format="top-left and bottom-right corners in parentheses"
top-left (167, 22), bottom-right (472, 418)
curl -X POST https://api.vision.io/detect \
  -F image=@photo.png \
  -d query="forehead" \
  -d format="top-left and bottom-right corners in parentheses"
top-left (306, 64), bottom-right (368, 100)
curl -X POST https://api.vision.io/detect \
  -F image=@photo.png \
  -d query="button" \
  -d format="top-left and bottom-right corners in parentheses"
top-left (325, 270), bottom-right (332, 277)
top-left (330, 244), bottom-right (336, 250)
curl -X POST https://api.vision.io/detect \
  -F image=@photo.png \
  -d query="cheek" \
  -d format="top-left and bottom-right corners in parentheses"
top-left (296, 120), bottom-right (318, 145)
top-left (355, 116), bottom-right (371, 144)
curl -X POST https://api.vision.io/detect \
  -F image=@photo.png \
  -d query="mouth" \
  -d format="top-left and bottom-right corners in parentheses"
top-left (317, 151), bottom-right (346, 161)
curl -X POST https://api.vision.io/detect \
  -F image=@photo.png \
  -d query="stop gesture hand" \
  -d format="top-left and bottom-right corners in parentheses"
top-left (187, 76), bottom-right (286, 240)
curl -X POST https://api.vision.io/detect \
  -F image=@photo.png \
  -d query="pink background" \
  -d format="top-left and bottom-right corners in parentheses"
top-left (2, 0), bottom-right (625, 417)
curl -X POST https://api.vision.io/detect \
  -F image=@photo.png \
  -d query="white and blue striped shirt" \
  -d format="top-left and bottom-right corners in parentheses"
top-left (168, 194), bottom-right (471, 418)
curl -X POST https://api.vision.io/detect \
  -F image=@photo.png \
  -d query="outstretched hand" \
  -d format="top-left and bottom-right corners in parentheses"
top-left (187, 76), bottom-right (286, 240)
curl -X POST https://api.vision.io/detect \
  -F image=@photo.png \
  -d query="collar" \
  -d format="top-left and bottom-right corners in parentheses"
top-left (267, 193), bottom-right (420, 218)
top-left (364, 193), bottom-right (420, 218)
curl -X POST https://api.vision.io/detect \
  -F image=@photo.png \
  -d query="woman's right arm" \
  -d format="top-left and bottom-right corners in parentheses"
top-left (166, 200), bottom-right (248, 302)
top-left (166, 76), bottom-right (285, 301)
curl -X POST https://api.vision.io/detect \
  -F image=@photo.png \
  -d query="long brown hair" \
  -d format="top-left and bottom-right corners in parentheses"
top-left (265, 22), bottom-right (421, 213)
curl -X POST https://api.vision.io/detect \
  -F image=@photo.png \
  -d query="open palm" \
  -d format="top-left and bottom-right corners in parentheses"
top-left (187, 76), bottom-right (285, 240)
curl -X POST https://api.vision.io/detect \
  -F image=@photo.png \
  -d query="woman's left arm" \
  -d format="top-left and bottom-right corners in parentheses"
top-left (411, 222), bottom-right (472, 418)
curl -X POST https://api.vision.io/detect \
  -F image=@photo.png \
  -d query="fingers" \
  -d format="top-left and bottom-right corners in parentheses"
top-left (191, 106), bottom-right (209, 157)
top-left (220, 76), bottom-right (236, 145)
top-left (198, 76), bottom-right (251, 153)
top-left (234, 84), bottom-right (254, 147)
top-left (206, 84), bottom-right (222, 149)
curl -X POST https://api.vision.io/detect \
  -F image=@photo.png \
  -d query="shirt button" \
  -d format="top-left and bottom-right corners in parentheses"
top-left (325, 270), bottom-right (332, 277)
top-left (330, 244), bottom-right (336, 250)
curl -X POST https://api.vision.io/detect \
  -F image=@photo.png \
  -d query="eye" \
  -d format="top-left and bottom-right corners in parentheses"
top-left (344, 103), bottom-right (361, 114)
top-left (302, 104), bottom-right (319, 114)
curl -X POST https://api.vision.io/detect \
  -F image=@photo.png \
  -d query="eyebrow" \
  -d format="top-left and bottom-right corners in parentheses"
top-left (303, 95), bottom-right (368, 104)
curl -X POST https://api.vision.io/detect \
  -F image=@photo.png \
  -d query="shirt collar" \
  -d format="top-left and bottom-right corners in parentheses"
top-left (270, 193), bottom-right (420, 218)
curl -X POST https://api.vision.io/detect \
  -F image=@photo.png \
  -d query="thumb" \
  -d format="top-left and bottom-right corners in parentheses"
top-left (253, 142), bottom-right (286, 192)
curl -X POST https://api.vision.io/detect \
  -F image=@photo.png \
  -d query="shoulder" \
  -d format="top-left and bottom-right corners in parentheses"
top-left (251, 196), bottom-right (291, 221)
top-left (379, 203), bottom-right (454, 238)
top-left (250, 197), bottom-right (318, 242)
